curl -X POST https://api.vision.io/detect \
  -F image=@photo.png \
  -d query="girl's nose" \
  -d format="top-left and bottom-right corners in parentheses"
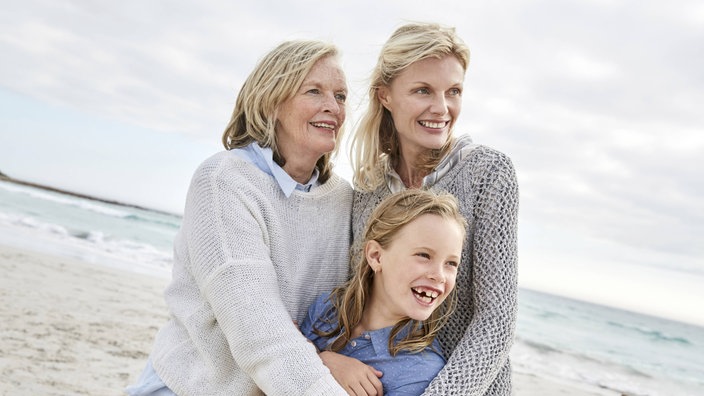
top-left (426, 262), bottom-right (446, 283)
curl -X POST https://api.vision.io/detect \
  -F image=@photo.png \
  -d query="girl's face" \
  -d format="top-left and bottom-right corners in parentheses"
top-left (276, 56), bottom-right (348, 169)
top-left (365, 214), bottom-right (464, 327)
top-left (377, 55), bottom-right (465, 160)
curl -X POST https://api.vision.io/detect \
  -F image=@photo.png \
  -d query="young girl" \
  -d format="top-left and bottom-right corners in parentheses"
top-left (300, 189), bottom-right (467, 395)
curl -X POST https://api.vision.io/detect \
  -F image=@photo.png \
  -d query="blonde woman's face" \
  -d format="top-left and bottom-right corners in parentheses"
top-left (365, 214), bottom-right (463, 327)
top-left (377, 55), bottom-right (464, 159)
top-left (275, 56), bottom-right (347, 170)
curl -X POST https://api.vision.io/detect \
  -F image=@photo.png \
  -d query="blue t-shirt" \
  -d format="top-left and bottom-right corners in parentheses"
top-left (300, 293), bottom-right (446, 396)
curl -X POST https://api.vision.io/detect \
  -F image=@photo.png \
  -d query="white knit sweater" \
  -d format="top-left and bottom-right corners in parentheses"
top-left (150, 151), bottom-right (352, 395)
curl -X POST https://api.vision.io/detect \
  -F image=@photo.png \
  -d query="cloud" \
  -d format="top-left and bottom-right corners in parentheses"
top-left (1, 0), bottom-right (702, 289)
top-left (0, 1), bottom-right (306, 136)
top-left (438, 1), bottom-right (704, 270)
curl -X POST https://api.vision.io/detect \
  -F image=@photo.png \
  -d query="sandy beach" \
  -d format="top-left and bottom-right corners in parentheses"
top-left (0, 244), bottom-right (619, 396)
top-left (0, 245), bottom-right (168, 395)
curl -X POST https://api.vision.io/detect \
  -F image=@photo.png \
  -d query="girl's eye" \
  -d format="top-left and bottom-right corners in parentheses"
top-left (335, 93), bottom-right (347, 103)
top-left (446, 261), bottom-right (459, 268)
top-left (415, 252), bottom-right (430, 259)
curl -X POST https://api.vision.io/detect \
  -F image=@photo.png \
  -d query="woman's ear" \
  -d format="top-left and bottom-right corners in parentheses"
top-left (377, 86), bottom-right (391, 111)
top-left (365, 240), bottom-right (383, 273)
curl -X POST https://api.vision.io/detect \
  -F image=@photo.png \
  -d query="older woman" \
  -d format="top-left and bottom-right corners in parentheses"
top-left (350, 23), bottom-right (520, 395)
top-left (127, 40), bottom-right (352, 395)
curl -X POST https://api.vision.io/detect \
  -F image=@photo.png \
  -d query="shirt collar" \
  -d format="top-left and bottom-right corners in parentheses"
top-left (364, 323), bottom-right (416, 356)
top-left (385, 167), bottom-right (406, 194)
top-left (385, 135), bottom-right (476, 193)
top-left (239, 143), bottom-right (319, 197)
top-left (368, 327), bottom-right (391, 355)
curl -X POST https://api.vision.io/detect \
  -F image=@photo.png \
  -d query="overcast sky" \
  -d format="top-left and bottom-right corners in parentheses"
top-left (1, 0), bottom-right (703, 325)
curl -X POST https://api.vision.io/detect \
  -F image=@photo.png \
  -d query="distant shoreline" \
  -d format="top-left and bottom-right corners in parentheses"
top-left (0, 175), bottom-right (179, 217)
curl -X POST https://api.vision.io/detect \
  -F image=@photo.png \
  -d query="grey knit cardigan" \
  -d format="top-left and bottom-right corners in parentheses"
top-left (352, 137), bottom-right (519, 395)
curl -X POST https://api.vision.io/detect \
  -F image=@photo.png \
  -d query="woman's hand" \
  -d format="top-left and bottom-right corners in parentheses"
top-left (319, 351), bottom-right (383, 396)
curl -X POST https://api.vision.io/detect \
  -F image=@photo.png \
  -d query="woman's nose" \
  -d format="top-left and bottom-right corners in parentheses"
top-left (429, 95), bottom-right (448, 115)
top-left (323, 93), bottom-right (342, 114)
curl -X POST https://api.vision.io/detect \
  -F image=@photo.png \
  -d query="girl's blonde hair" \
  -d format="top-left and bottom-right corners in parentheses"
top-left (318, 189), bottom-right (467, 355)
top-left (222, 40), bottom-right (344, 183)
top-left (350, 22), bottom-right (470, 191)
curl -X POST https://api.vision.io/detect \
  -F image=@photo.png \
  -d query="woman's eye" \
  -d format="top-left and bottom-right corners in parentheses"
top-left (307, 89), bottom-right (321, 95)
top-left (448, 88), bottom-right (461, 96)
top-left (335, 93), bottom-right (347, 103)
top-left (415, 87), bottom-right (430, 95)
top-left (415, 252), bottom-right (430, 259)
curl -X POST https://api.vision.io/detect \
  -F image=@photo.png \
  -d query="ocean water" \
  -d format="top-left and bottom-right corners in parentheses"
top-left (514, 289), bottom-right (704, 395)
top-left (1, 180), bottom-right (703, 395)
top-left (0, 180), bottom-right (177, 276)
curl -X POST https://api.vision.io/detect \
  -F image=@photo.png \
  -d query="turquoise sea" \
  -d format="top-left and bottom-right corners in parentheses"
top-left (1, 180), bottom-right (702, 395)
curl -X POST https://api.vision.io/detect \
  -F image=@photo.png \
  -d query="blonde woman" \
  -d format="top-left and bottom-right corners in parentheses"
top-left (350, 22), bottom-right (520, 395)
top-left (126, 40), bottom-right (352, 395)
top-left (301, 189), bottom-right (467, 395)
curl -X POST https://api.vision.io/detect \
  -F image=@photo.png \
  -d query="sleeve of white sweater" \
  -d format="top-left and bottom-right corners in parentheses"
top-left (185, 157), bottom-right (346, 395)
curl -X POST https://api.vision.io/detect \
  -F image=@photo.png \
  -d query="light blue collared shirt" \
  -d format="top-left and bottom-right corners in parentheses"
top-left (301, 293), bottom-right (446, 395)
top-left (230, 143), bottom-right (320, 197)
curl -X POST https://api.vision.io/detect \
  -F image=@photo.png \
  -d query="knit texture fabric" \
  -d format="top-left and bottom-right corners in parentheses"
top-left (150, 151), bottom-right (352, 396)
top-left (352, 142), bottom-right (519, 396)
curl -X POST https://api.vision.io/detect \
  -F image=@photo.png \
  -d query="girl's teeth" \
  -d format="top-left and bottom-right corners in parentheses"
top-left (413, 287), bottom-right (439, 303)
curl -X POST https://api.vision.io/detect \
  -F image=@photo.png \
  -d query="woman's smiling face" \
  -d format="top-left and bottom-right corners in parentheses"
top-left (275, 56), bottom-right (348, 167)
top-left (378, 55), bottom-right (465, 158)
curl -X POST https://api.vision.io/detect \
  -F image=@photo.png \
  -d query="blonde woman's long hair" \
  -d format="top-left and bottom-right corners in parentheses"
top-left (317, 189), bottom-right (467, 355)
top-left (222, 40), bottom-right (344, 183)
top-left (350, 22), bottom-right (470, 191)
